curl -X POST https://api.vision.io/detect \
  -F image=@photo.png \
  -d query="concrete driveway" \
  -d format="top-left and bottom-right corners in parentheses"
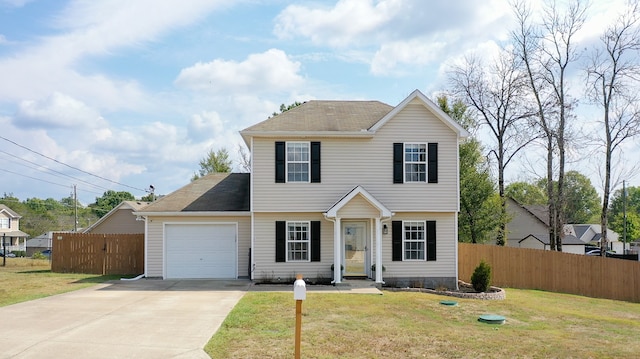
top-left (0, 279), bottom-right (250, 359)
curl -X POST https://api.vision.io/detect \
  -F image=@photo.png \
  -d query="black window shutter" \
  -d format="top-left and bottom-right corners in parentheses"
top-left (275, 142), bottom-right (285, 183)
top-left (393, 143), bottom-right (403, 183)
top-left (426, 220), bottom-right (436, 261)
top-left (275, 221), bottom-right (286, 262)
top-left (428, 143), bottom-right (438, 183)
top-left (311, 221), bottom-right (321, 261)
top-left (311, 142), bottom-right (321, 183)
top-left (392, 221), bottom-right (403, 261)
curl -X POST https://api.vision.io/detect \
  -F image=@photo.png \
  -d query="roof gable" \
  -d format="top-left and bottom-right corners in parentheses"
top-left (83, 200), bottom-right (150, 233)
top-left (369, 89), bottom-right (469, 137)
top-left (324, 186), bottom-right (392, 218)
top-left (0, 204), bottom-right (21, 218)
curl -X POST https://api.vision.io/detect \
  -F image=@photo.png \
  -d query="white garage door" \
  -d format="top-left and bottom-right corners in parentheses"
top-left (165, 223), bottom-right (237, 279)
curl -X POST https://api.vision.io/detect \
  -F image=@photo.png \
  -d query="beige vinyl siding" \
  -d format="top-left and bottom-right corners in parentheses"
top-left (253, 212), bottom-right (334, 281)
top-left (88, 209), bottom-right (145, 234)
top-left (336, 194), bottom-right (382, 218)
top-left (381, 212), bottom-right (457, 278)
top-left (145, 215), bottom-right (250, 278)
top-left (252, 102), bottom-right (459, 213)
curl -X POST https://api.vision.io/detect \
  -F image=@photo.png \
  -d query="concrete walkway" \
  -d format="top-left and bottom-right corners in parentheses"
top-left (0, 278), bottom-right (382, 359)
top-left (0, 280), bottom-right (249, 359)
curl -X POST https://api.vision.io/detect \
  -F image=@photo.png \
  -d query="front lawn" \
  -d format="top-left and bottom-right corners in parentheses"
top-left (0, 258), bottom-right (121, 307)
top-left (207, 289), bottom-right (640, 358)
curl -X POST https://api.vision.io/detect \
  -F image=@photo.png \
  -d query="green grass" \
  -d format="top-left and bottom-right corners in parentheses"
top-left (0, 257), bottom-right (122, 307)
top-left (206, 289), bottom-right (640, 358)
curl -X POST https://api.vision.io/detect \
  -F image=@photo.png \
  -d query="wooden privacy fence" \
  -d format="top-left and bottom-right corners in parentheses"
top-left (51, 233), bottom-right (144, 275)
top-left (459, 243), bottom-right (640, 303)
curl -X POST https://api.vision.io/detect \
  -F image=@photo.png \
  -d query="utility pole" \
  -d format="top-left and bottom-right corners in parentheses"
top-left (73, 184), bottom-right (78, 232)
top-left (623, 180), bottom-right (627, 254)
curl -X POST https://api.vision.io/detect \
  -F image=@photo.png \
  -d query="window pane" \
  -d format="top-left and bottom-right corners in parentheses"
top-left (287, 222), bottom-right (310, 261)
top-left (403, 221), bottom-right (426, 260)
top-left (404, 144), bottom-right (426, 182)
top-left (286, 142), bottom-right (310, 182)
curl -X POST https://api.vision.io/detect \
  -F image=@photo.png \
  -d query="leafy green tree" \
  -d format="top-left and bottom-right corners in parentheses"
top-left (536, 171), bottom-right (600, 224)
top-left (192, 148), bottom-right (232, 181)
top-left (270, 101), bottom-right (303, 118)
top-left (438, 95), bottom-right (500, 243)
top-left (90, 191), bottom-right (135, 217)
top-left (505, 181), bottom-right (547, 205)
top-left (609, 186), bottom-right (640, 241)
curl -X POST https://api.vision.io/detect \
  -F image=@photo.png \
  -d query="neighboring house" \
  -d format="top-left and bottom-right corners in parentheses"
top-left (135, 90), bottom-right (469, 289)
top-left (565, 224), bottom-right (623, 253)
top-left (0, 204), bottom-right (29, 253)
top-left (83, 200), bottom-right (150, 234)
top-left (506, 198), bottom-right (585, 255)
top-left (26, 232), bottom-right (52, 256)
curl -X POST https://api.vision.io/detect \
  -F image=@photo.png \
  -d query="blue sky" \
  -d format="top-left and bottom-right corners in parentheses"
top-left (0, 0), bottom-right (636, 205)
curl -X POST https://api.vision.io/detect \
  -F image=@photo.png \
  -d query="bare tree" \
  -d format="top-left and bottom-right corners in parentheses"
top-left (237, 144), bottom-right (252, 173)
top-left (449, 49), bottom-right (535, 245)
top-left (586, 1), bottom-right (640, 254)
top-left (511, 0), bottom-right (587, 251)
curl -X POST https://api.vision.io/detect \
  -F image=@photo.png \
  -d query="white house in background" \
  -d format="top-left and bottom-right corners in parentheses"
top-left (0, 204), bottom-right (29, 253)
top-left (506, 198), bottom-right (585, 255)
top-left (564, 224), bottom-right (623, 253)
top-left (135, 90), bottom-right (469, 289)
top-left (26, 232), bottom-right (53, 256)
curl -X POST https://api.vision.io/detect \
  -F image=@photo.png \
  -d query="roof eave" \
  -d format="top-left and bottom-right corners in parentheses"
top-left (133, 211), bottom-right (252, 217)
top-left (239, 130), bottom-right (375, 139)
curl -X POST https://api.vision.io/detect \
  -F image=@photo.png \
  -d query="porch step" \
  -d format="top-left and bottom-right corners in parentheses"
top-left (337, 279), bottom-right (381, 289)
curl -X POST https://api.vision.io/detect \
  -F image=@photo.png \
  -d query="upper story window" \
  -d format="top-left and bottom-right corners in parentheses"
top-left (287, 142), bottom-right (310, 182)
top-left (404, 143), bottom-right (426, 182)
top-left (393, 142), bottom-right (438, 184)
top-left (0, 217), bottom-right (9, 229)
top-left (275, 141), bottom-right (321, 183)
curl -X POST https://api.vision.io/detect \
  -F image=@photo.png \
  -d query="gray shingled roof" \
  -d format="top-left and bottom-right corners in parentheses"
top-left (523, 204), bottom-right (550, 226)
top-left (138, 173), bottom-right (250, 213)
top-left (242, 100), bottom-right (394, 133)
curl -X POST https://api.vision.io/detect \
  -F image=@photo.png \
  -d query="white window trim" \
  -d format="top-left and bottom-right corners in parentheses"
top-left (403, 220), bottom-right (426, 261)
top-left (286, 141), bottom-right (311, 183)
top-left (0, 217), bottom-right (9, 229)
top-left (286, 220), bottom-right (311, 262)
top-left (404, 143), bottom-right (427, 183)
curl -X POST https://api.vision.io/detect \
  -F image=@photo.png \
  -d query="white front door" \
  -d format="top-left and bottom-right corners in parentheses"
top-left (343, 221), bottom-right (368, 276)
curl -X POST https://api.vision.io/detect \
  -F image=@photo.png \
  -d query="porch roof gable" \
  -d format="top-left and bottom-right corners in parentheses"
top-left (324, 185), bottom-right (393, 218)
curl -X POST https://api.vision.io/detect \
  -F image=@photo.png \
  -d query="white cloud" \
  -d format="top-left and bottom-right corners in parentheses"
top-left (371, 39), bottom-right (447, 76)
top-left (188, 111), bottom-right (224, 141)
top-left (174, 49), bottom-right (304, 94)
top-left (14, 92), bottom-right (107, 129)
top-left (0, 0), bottom-right (228, 110)
top-left (274, 0), bottom-right (398, 47)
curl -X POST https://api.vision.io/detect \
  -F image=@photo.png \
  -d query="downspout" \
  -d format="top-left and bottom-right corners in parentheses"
top-left (377, 214), bottom-right (393, 284)
top-left (323, 213), bottom-right (341, 284)
top-left (121, 215), bottom-right (148, 281)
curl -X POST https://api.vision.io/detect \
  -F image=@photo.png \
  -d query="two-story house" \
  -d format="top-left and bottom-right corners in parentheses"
top-left (135, 90), bottom-right (468, 289)
top-left (0, 204), bottom-right (29, 254)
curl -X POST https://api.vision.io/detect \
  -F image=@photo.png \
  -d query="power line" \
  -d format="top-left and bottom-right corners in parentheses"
top-left (0, 150), bottom-right (112, 193)
top-left (0, 135), bottom-right (146, 192)
top-left (2, 168), bottom-right (73, 189)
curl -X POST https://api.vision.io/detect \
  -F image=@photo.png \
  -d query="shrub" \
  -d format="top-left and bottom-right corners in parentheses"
top-left (471, 260), bottom-right (492, 292)
top-left (32, 252), bottom-right (46, 260)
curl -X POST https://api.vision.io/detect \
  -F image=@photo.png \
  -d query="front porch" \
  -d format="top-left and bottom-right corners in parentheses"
top-left (324, 186), bottom-right (393, 284)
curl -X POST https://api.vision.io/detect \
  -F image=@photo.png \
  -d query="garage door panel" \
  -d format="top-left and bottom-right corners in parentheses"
top-left (165, 224), bottom-right (237, 279)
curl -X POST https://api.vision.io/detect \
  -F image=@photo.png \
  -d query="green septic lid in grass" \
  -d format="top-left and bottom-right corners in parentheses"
top-left (478, 314), bottom-right (506, 324)
top-left (439, 300), bottom-right (458, 306)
